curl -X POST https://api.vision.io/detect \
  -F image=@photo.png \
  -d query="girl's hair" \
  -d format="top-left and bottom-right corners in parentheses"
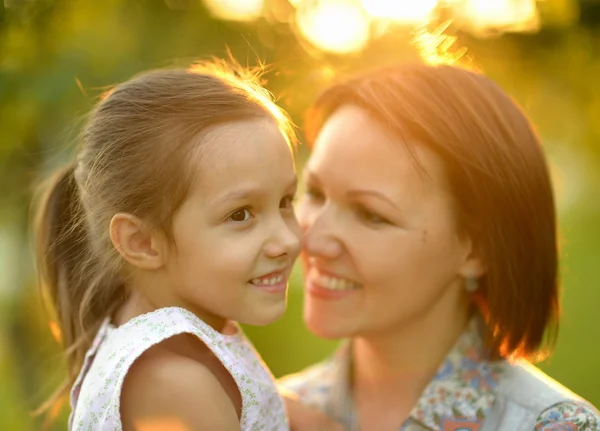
top-left (305, 63), bottom-right (559, 361)
top-left (34, 60), bottom-right (295, 410)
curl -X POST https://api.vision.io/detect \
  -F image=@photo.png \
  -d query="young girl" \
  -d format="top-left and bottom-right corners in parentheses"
top-left (34, 61), bottom-right (301, 431)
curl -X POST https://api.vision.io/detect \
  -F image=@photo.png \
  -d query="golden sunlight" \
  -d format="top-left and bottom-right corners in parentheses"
top-left (459, 0), bottom-right (539, 33)
top-left (360, 0), bottom-right (438, 23)
top-left (296, 0), bottom-right (370, 54)
top-left (202, 0), bottom-right (264, 22)
top-left (48, 320), bottom-right (62, 343)
top-left (411, 21), bottom-right (469, 66)
top-left (135, 418), bottom-right (191, 431)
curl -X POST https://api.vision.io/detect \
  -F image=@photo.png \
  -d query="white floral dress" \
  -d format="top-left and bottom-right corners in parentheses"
top-left (69, 306), bottom-right (289, 431)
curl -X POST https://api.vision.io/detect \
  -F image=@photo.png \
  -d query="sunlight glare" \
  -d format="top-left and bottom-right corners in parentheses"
top-left (48, 320), bottom-right (62, 343)
top-left (461, 0), bottom-right (539, 32)
top-left (411, 21), bottom-right (469, 66)
top-left (202, 0), bottom-right (264, 22)
top-left (361, 0), bottom-right (438, 23)
top-left (296, 0), bottom-right (370, 54)
top-left (135, 418), bottom-right (191, 431)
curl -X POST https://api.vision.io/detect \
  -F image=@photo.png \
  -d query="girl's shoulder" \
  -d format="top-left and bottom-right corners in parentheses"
top-left (71, 307), bottom-right (288, 430)
top-left (120, 340), bottom-right (240, 430)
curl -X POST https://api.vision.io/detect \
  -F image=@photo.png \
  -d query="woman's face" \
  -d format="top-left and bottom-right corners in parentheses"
top-left (298, 105), bottom-right (482, 339)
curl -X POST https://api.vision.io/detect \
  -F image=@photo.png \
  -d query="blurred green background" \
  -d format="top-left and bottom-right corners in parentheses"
top-left (1, 0), bottom-right (599, 429)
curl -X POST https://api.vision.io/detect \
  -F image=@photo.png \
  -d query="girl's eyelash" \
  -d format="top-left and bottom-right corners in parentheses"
top-left (225, 192), bottom-right (295, 221)
top-left (225, 206), bottom-right (253, 223)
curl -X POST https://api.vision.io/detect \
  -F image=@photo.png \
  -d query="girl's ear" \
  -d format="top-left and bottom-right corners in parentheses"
top-left (109, 213), bottom-right (168, 270)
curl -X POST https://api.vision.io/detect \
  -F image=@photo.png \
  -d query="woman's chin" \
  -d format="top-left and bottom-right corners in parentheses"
top-left (303, 308), bottom-right (355, 340)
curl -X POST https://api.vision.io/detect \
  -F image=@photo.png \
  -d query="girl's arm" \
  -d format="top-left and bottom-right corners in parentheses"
top-left (281, 389), bottom-right (345, 431)
top-left (121, 351), bottom-right (241, 431)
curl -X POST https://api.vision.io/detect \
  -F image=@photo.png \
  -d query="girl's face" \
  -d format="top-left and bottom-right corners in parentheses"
top-left (298, 105), bottom-right (481, 340)
top-left (165, 118), bottom-right (301, 328)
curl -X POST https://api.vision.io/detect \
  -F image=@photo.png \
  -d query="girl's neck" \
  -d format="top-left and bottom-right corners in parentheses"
top-left (114, 276), bottom-right (227, 332)
top-left (113, 289), bottom-right (156, 326)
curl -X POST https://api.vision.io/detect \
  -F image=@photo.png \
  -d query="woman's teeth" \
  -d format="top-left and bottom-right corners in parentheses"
top-left (251, 274), bottom-right (284, 286)
top-left (317, 274), bottom-right (359, 291)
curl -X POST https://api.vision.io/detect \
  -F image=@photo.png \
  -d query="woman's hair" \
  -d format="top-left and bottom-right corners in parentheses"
top-left (305, 63), bottom-right (559, 361)
top-left (33, 60), bottom-right (295, 410)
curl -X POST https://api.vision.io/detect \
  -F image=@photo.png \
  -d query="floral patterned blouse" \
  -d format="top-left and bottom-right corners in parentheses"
top-left (279, 318), bottom-right (599, 431)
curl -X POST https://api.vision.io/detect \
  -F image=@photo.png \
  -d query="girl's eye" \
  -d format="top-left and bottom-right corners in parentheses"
top-left (280, 194), bottom-right (295, 209)
top-left (227, 208), bottom-right (252, 223)
top-left (306, 186), bottom-right (325, 202)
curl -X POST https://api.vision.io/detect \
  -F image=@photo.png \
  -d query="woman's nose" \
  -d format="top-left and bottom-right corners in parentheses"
top-left (301, 206), bottom-right (343, 260)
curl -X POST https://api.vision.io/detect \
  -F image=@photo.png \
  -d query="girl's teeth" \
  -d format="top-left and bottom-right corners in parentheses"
top-left (317, 274), bottom-right (359, 291)
top-left (251, 274), bottom-right (284, 285)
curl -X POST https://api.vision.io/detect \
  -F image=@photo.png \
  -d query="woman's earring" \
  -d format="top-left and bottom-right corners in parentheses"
top-left (465, 277), bottom-right (479, 293)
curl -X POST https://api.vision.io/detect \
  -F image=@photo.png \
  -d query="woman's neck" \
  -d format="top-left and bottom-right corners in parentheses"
top-left (351, 285), bottom-right (472, 429)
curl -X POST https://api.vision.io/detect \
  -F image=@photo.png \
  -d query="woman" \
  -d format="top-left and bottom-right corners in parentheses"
top-left (281, 63), bottom-right (599, 430)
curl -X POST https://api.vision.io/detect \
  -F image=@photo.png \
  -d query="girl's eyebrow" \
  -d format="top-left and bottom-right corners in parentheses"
top-left (213, 177), bottom-right (298, 205)
top-left (213, 188), bottom-right (261, 205)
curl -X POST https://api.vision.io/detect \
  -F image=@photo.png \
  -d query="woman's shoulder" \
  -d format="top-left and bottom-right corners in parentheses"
top-left (534, 400), bottom-right (599, 431)
top-left (497, 360), bottom-right (599, 430)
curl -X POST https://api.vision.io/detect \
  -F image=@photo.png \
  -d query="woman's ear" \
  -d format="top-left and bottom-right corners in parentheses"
top-left (458, 235), bottom-right (486, 280)
top-left (109, 213), bottom-right (167, 270)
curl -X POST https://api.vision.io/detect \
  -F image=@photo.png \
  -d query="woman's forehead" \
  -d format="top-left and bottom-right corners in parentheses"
top-left (308, 105), bottom-right (449, 197)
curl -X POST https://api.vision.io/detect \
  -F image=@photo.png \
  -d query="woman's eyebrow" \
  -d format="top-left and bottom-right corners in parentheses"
top-left (347, 189), bottom-right (400, 211)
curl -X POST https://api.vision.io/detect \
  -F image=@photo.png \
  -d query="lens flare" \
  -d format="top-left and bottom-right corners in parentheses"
top-left (459, 0), bottom-right (539, 33)
top-left (296, 0), bottom-right (370, 54)
top-left (360, 0), bottom-right (438, 23)
top-left (202, 0), bottom-right (264, 22)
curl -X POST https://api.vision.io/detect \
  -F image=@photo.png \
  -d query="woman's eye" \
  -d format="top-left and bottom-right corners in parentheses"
top-left (227, 208), bottom-right (252, 223)
top-left (357, 207), bottom-right (388, 225)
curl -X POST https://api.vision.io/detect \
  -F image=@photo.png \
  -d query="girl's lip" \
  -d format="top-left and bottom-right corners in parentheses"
top-left (248, 268), bottom-right (290, 294)
top-left (250, 268), bottom-right (288, 281)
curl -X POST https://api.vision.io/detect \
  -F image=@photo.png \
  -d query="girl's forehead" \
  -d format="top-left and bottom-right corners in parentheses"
top-left (184, 118), bottom-right (295, 198)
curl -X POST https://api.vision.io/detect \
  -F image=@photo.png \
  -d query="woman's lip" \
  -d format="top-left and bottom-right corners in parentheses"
top-left (307, 266), bottom-right (358, 285)
top-left (305, 265), bottom-right (361, 299)
top-left (306, 277), bottom-right (358, 300)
